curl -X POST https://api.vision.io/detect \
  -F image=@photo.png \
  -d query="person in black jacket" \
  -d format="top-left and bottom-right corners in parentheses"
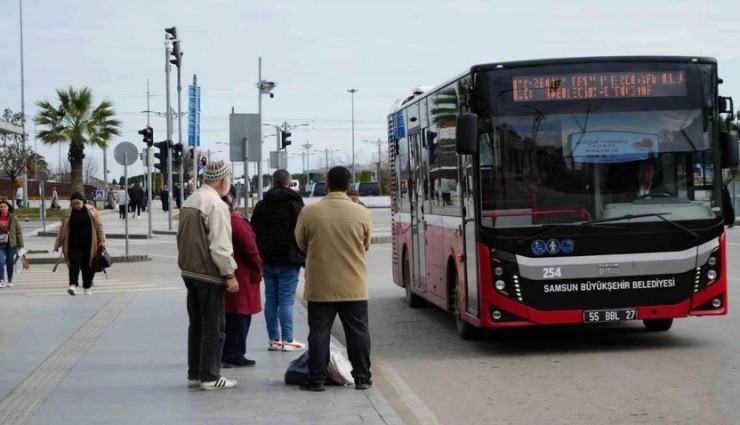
top-left (250, 169), bottom-right (306, 352)
top-left (128, 183), bottom-right (145, 219)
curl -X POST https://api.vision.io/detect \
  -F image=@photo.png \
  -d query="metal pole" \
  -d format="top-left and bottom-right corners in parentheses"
top-left (165, 35), bottom-right (174, 230)
top-left (147, 146), bottom-right (152, 238)
top-left (103, 147), bottom-right (108, 196)
top-left (192, 74), bottom-right (198, 192)
top-left (124, 153), bottom-right (130, 258)
top-left (243, 137), bottom-right (249, 216)
top-left (177, 57), bottom-right (184, 209)
top-left (147, 79), bottom-right (151, 127)
top-left (348, 88), bottom-right (358, 185)
top-left (20, 0), bottom-right (28, 206)
top-left (257, 58), bottom-right (263, 200)
top-left (40, 182), bottom-right (45, 231)
top-left (377, 138), bottom-right (382, 185)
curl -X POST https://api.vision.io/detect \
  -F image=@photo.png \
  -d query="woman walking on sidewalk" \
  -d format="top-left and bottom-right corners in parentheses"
top-left (221, 186), bottom-right (263, 368)
top-left (53, 192), bottom-right (106, 296)
top-left (0, 201), bottom-right (24, 288)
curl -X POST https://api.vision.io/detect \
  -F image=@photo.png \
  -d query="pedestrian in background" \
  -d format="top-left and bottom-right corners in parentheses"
top-left (53, 192), bottom-right (106, 296)
top-left (177, 160), bottom-right (239, 391)
top-left (174, 184), bottom-right (182, 209)
top-left (128, 183), bottom-right (144, 218)
top-left (295, 166), bottom-right (373, 392)
top-left (0, 200), bottom-right (24, 288)
top-left (117, 188), bottom-right (127, 219)
top-left (15, 186), bottom-right (23, 208)
top-left (220, 185), bottom-right (263, 368)
top-left (161, 185), bottom-right (170, 212)
top-left (50, 187), bottom-right (60, 209)
top-left (250, 169), bottom-right (306, 352)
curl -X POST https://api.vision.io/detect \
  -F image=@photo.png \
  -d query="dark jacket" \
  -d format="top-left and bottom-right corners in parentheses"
top-left (250, 186), bottom-right (305, 266)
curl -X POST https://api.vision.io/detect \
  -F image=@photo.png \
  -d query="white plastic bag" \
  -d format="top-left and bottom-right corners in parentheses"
top-left (327, 343), bottom-right (354, 386)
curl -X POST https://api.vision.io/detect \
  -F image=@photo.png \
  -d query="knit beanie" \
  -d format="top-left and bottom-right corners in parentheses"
top-left (203, 160), bottom-right (230, 182)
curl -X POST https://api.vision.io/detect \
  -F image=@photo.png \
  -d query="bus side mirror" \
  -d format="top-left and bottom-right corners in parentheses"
top-left (455, 113), bottom-right (478, 155)
top-left (720, 130), bottom-right (739, 168)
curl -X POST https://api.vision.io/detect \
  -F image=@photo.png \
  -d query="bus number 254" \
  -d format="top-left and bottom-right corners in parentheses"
top-left (543, 267), bottom-right (562, 278)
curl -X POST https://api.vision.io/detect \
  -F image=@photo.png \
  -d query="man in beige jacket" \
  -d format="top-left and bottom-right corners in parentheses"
top-left (295, 166), bottom-right (373, 392)
top-left (177, 160), bottom-right (239, 391)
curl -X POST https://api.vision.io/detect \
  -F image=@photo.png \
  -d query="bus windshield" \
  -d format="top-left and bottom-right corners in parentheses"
top-left (476, 61), bottom-right (720, 229)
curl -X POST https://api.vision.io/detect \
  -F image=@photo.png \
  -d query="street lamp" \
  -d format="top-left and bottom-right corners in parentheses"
top-left (347, 89), bottom-right (358, 184)
top-left (256, 57), bottom-right (276, 201)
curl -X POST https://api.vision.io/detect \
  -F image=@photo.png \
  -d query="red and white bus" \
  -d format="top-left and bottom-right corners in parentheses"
top-left (388, 56), bottom-right (738, 339)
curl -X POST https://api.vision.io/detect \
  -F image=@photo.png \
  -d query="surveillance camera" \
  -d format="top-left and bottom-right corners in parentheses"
top-left (270, 93), bottom-right (274, 98)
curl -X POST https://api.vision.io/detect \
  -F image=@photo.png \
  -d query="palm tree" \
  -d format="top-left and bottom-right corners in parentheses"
top-left (34, 87), bottom-right (121, 194)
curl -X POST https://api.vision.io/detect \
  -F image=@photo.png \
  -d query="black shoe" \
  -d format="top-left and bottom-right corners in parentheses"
top-left (299, 381), bottom-right (325, 392)
top-left (222, 358), bottom-right (256, 368)
top-left (354, 378), bottom-right (373, 390)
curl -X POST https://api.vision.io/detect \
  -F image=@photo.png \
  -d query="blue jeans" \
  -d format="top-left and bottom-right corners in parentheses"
top-left (263, 265), bottom-right (301, 342)
top-left (0, 246), bottom-right (17, 282)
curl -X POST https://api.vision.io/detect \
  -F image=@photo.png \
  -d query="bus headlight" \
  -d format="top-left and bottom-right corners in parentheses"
top-left (495, 280), bottom-right (506, 291)
top-left (707, 270), bottom-right (717, 281)
top-left (494, 267), bottom-right (504, 276)
top-left (707, 256), bottom-right (717, 266)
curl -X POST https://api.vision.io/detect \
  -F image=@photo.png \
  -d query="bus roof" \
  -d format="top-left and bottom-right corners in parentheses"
top-left (388, 56), bottom-right (717, 116)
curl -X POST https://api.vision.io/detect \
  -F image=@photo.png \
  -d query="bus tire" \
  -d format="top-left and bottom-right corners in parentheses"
top-left (404, 256), bottom-right (425, 308)
top-left (643, 319), bottom-right (673, 332)
top-left (451, 268), bottom-right (482, 340)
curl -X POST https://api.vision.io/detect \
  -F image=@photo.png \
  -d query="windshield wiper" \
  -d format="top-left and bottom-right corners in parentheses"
top-left (512, 221), bottom-right (624, 243)
top-left (513, 212), bottom-right (698, 243)
top-left (588, 213), bottom-right (698, 239)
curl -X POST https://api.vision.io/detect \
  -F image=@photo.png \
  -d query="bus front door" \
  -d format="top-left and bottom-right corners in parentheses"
top-left (409, 131), bottom-right (427, 294)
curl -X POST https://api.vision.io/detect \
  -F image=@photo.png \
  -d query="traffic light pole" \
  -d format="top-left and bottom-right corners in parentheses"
top-left (176, 56), bottom-right (184, 207)
top-left (165, 34), bottom-right (174, 231)
top-left (147, 147), bottom-right (153, 238)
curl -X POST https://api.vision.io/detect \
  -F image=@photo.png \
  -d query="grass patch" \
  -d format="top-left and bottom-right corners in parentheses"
top-left (12, 208), bottom-right (64, 220)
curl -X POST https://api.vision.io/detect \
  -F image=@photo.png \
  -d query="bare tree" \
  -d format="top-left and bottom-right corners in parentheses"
top-left (83, 156), bottom-right (100, 184)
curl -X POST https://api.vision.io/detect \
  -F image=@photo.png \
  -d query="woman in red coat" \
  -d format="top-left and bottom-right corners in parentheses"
top-left (221, 187), bottom-right (263, 368)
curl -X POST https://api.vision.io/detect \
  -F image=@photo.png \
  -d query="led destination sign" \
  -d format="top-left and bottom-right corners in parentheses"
top-left (512, 71), bottom-right (686, 102)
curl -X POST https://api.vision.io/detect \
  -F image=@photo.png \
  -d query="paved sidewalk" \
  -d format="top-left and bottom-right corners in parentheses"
top-left (0, 267), bottom-right (402, 424)
top-left (25, 199), bottom-right (391, 261)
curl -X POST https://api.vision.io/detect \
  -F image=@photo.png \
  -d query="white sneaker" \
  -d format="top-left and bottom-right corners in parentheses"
top-left (67, 286), bottom-right (77, 296)
top-left (268, 340), bottom-right (282, 351)
top-left (84, 288), bottom-right (93, 295)
top-left (6, 282), bottom-right (12, 288)
top-left (281, 340), bottom-right (306, 352)
top-left (0, 280), bottom-right (5, 288)
top-left (200, 377), bottom-right (237, 390)
top-left (188, 379), bottom-right (201, 388)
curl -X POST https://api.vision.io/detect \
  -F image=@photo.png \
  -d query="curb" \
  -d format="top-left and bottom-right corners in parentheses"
top-left (36, 231), bottom-right (151, 240)
top-left (153, 230), bottom-right (177, 236)
top-left (27, 254), bottom-right (151, 265)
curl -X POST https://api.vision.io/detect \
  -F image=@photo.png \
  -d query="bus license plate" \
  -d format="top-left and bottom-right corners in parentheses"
top-left (583, 309), bottom-right (637, 323)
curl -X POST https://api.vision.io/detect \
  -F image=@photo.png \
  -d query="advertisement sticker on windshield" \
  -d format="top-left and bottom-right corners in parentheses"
top-left (570, 131), bottom-right (659, 164)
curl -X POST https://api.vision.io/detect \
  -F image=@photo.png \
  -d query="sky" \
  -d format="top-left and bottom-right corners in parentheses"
top-left (1, 0), bottom-right (740, 183)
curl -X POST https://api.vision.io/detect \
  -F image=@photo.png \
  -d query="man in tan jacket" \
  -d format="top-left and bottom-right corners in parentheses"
top-left (295, 166), bottom-right (373, 392)
top-left (177, 160), bottom-right (239, 391)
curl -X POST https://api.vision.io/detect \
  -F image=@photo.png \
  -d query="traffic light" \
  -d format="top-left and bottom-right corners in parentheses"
top-left (165, 27), bottom-right (182, 68)
top-left (154, 141), bottom-right (169, 175)
top-left (173, 143), bottom-right (183, 168)
top-left (138, 126), bottom-right (153, 147)
top-left (281, 130), bottom-right (292, 149)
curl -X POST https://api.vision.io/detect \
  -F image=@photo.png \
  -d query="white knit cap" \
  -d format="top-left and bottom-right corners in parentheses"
top-left (204, 160), bottom-right (230, 182)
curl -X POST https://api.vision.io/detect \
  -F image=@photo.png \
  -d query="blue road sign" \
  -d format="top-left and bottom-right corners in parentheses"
top-left (188, 84), bottom-right (201, 147)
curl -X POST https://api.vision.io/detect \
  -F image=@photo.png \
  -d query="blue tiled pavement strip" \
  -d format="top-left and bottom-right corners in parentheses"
top-left (0, 199), bottom-right (402, 425)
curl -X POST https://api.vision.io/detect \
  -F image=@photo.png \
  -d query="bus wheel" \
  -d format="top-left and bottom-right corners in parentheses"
top-left (404, 256), bottom-right (425, 308)
top-left (451, 270), bottom-right (481, 340)
top-left (643, 319), bottom-right (673, 332)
